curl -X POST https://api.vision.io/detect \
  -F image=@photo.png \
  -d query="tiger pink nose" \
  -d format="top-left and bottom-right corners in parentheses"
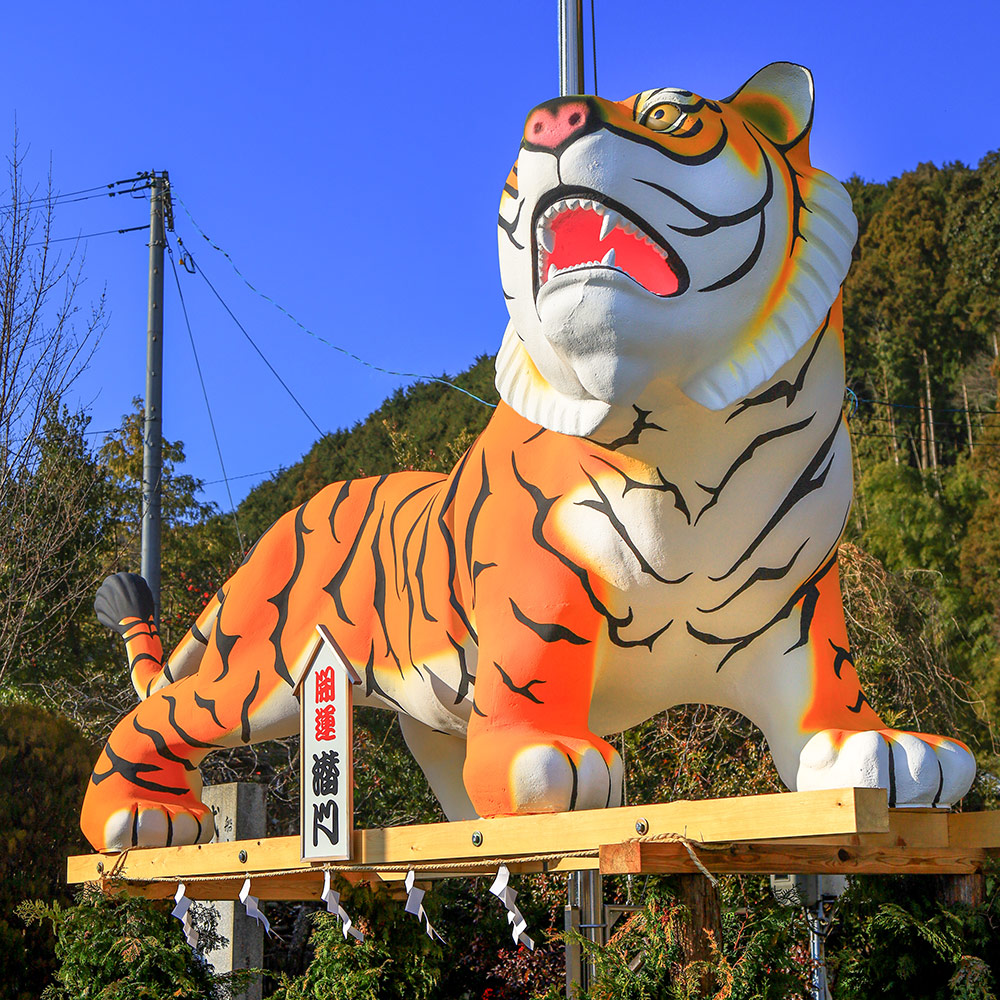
top-left (524, 100), bottom-right (591, 149)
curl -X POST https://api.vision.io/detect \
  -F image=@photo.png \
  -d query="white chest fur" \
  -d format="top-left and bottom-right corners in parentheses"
top-left (546, 322), bottom-right (851, 726)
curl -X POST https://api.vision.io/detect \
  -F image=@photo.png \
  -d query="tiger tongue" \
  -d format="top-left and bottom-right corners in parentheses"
top-left (542, 206), bottom-right (679, 296)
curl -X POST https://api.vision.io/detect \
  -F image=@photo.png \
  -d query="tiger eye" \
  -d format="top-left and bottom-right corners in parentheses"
top-left (644, 103), bottom-right (683, 131)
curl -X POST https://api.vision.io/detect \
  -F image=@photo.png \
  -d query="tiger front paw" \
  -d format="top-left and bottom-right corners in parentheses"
top-left (464, 728), bottom-right (623, 817)
top-left (796, 728), bottom-right (975, 807)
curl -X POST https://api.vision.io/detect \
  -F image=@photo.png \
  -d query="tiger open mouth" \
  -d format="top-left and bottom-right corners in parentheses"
top-left (532, 188), bottom-right (689, 301)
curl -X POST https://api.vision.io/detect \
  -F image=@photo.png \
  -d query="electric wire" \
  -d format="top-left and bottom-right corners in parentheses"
top-left (26, 223), bottom-right (148, 247)
top-left (0, 180), bottom-right (151, 213)
top-left (166, 240), bottom-right (245, 552)
top-left (181, 242), bottom-right (329, 441)
top-left (171, 192), bottom-right (497, 410)
top-left (202, 468), bottom-right (281, 487)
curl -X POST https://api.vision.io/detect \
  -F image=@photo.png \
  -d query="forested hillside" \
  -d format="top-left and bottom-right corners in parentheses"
top-left (4, 150), bottom-right (1000, 997)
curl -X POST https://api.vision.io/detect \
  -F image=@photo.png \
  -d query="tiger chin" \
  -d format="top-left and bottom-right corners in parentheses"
top-left (82, 62), bottom-right (974, 853)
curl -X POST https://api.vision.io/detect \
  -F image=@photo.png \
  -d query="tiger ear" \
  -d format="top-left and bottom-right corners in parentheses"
top-left (724, 62), bottom-right (814, 147)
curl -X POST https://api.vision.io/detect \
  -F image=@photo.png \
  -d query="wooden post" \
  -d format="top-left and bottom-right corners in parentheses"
top-left (935, 873), bottom-right (986, 909)
top-left (672, 874), bottom-right (722, 992)
top-left (202, 783), bottom-right (267, 1000)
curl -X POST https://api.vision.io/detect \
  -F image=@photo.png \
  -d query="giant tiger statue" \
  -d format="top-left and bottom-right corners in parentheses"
top-left (82, 62), bottom-right (976, 851)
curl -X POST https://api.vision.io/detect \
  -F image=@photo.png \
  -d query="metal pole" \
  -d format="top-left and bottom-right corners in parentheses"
top-left (558, 0), bottom-right (585, 95)
top-left (558, 7), bottom-right (596, 993)
top-left (141, 172), bottom-right (165, 623)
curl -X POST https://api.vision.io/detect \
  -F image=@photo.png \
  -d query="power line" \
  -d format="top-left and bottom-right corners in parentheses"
top-left (26, 223), bottom-right (148, 247)
top-left (181, 242), bottom-right (329, 441)
top-left (202, 468), bottom-right (281, 487)
top-left (0, 179), bottom-right (151, 213)
top-left (853, 394), bottom-right (1000, 416)
top-left (171, 191), bottom-right (497, 410)
top-left (167, 241), bottom-right (245, 552)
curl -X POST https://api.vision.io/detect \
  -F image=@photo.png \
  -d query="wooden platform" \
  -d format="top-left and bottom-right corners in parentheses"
top-left (66, 788), bottom-right (1000, 901)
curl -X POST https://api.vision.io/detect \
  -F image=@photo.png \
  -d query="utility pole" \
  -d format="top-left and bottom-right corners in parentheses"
top-left (141, 170), bottom-right (173, 624)
top-left (558, 0), bottom-right (585, 95)
top-left (557, 5), bottom-right (597, 994)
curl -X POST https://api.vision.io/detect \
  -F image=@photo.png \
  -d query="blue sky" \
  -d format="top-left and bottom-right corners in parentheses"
top-left (2, 0), bottom-right (997, 513)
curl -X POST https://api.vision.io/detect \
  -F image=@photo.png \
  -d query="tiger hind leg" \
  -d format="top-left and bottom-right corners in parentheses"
top-left (81, 659), bottom-right (299, 851)
top-left (398, 714), bottom-right (477, 821)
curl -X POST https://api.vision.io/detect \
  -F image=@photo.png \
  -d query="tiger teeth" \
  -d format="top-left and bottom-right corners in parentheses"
top-left (539, 229), bottom-right (555, 252)
top-left (547, 264), bottom-right (558, 282)
top-left (599, 211), bottom-right (619, 241)
top-left (601, 248), bottom-right (616, 266)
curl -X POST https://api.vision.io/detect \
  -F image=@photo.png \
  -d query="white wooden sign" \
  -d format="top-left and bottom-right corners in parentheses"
top-left (295, 624), bottom-right (361, 861)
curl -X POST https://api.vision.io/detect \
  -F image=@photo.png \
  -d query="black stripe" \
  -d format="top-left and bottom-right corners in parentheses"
top-left (240, 672), bottom-right (261, 743)
top-left (390, 481), bottom-right (438, 599)
top-left (328, 480), bottom-right (351, 544)
top-left (415, 497), bottom-right (440, 624)
top-left (213, 616), bottom-right (240, 683)
top-left (465, 452), bottom-right (491, 578)
top-left (728, 312), bottom-right (831, 422)
top-left (402, 495), bottom-right (439, 661)
top-left (190, 622), bottom-right (210, 646)
top-left (510, 599), bottom-right (589, 645)
top-left (363, 644), bottom-right (403, 710)
top-left (698, 539), bottom-right (809, 614)
top-left (267, 503), bottom-right (314, 687)
top-left (129, 652), bottom-right (160, 669)
top-left (828, 639), bottom-right (854, 680)
top-left (713, 417), bottom-right (842, 583)
top-left (503, 182), bottom-right (518, 198)
top-left (194, 692), bottom-right (223, 728)
top-left (605, 116), bottom-right (730, 166)
top-left (512, 455), bottom-right (668, 650)
top-left (846, 690), bottom-right (869, 714)
top-left (567, 756), bottom-right (579, 811)
top-left (886, 736), bottom-right (897, 808)
top-left (695, 415), bottom-right (815, 524)
top-left (494, 661), bottom-right (546, 704)
top-left (165, 811), bottom-right (173, 847)
top-left (132, 716), bottom-right (198, 772)
top-left (371, 513), bottom-right (406, 677)
top-left (164, 695), bottom-right (221, 749)
top-left (438, 449), bottom-right (478, 643)
top-left (592, 404), bottom-right (665, 451)
top-left (91, 742), bottom-right (190, 796)
top-left (523, 427), bottom-right (546, 444)
top-left (498, 199), bottom-right (525, 250)
top-left (447, 632), bottom-right (476, 704)
top-left (578, 471), bottom-right (691, 586)
top-left (698, 209), bottom-right (767, 292)
top-left (635, 127), bottom-right (770, 239)
top-left (932, 759), bottom-right (944, 808)
top-left (131, 807), bottom-right (139, 846)
top-left (325, 477), bottom-right (387, 626)
top-left (594, 455), bottom-right (690, 524)
top-left (688, 554), bottom-right (837, 671)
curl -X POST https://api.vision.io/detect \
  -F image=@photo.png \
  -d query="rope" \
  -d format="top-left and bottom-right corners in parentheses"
top-left (626, 831), bottom-right (727, 887)
top-left (95, 848), bottom-right (599, 886)
top-left (94, 833), bottom-right (724, 888)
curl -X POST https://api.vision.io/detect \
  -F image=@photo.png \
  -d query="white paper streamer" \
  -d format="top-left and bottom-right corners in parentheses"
top-left (171, 882), bottom-right (199, 949)
top-left (488, 865), bottom-right (535, 950)
top-left (239, 878), bottom-right (272, 936)
top-left (321, 870), bottom-right (364, 941)
top-left (404, 869), bottom-right (444, 942)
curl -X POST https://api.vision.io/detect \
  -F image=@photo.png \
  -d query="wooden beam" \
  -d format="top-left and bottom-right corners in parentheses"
top-left (599, 841), bottom-right (990, 875)
top-left (67, 787), bottom-right (887, 887)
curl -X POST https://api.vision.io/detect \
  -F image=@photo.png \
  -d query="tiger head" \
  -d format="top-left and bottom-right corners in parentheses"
top-left (495, 62), bottom-right (857, 436)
